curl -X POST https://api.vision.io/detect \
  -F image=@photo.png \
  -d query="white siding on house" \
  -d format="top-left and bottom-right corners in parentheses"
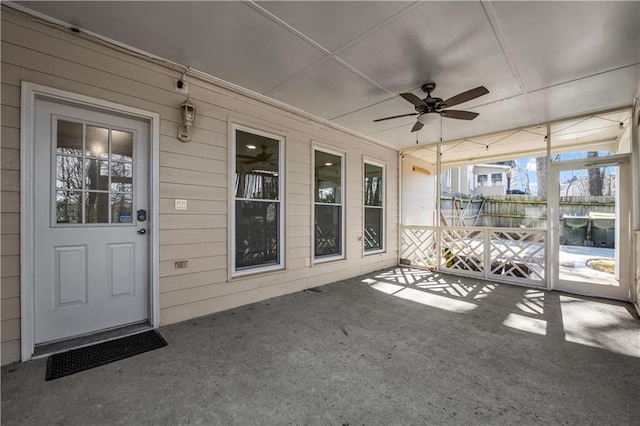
top-left (0, 8), bottom-right (399, 364)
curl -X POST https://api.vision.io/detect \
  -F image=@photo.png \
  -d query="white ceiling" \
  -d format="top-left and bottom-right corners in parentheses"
top-left (15, 1), bottom-right (640, 150)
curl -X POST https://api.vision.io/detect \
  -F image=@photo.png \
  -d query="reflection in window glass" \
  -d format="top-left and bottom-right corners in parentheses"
top-left (364, 163), bottom-right (383, 206)
top-left (111, 162), bottom-right (133, 192)
top-left (111, 193), bottom-right (133, 223)
top-left (364, 207), bottom-right (383, 251)
top-left (364, 162), bottom-right (384, 252)
top-left (56, 121), bottom-right (84, 155)
top-left (233, 127), bottom-right (283, 273)
top-left (85, 192), bottom-right (109, 223)
top-left (56, 191), bottom-right (82, 223)
top-left (111, 130), bottom-right (133, 162)
top-left (235, 201), bottom-right (280, 269)
top-left (56, 156), bottom-right (84, 190)
top-left (235, 130), bottom-right (279, 200)
top-left (85, 159), bottom-right (109, 191)
top-left (86, 126), bottom-right (109, 158)
top-left (314, 150), bottom-right (343, 259)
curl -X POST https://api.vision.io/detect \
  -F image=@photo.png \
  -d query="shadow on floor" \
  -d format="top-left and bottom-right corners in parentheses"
top-left (2, 267), bottom-right (639, 425)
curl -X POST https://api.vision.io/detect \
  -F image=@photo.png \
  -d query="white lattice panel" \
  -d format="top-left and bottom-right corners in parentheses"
top-left (441, 228), bottom-right (485, 275)
top-left (489, 230), bottom-right (545, 283)
top-left (400, 227), bottom-right (437, 269)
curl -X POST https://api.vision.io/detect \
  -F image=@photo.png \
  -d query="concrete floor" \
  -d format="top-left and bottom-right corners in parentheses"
top-left (2, 267), bottom-right (639, 425)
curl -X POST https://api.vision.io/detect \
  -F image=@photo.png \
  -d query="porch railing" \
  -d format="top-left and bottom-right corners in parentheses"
top-left (400, 225), bottom-right (547, 287)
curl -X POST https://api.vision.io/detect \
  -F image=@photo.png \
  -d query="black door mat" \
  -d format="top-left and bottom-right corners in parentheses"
top-left (45, 330), bottom-right (167, 381)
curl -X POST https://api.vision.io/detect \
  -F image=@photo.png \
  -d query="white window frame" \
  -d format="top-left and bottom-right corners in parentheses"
top-left (363, 158), bottom-right (386, 255)
top-left (312, 146), bottom-right (346, 264)
top-left (230, 124), bottom-right (285, 277)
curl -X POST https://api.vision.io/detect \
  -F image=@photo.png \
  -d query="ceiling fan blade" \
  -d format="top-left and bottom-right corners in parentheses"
top-left (400, 93), bottom-right (426, 107)
top-left (411, 121), bottom-right (424, 132)
top-left (238, 154), bottom-right (257, 160)
top-left (443, 86), bottom-right (489, 108)
top-left (441, 110), bottom-right (479, 120)
top-left (373, 112), bottom-right (418, 122)
top-left (244, 159), bottom-right (260, 164)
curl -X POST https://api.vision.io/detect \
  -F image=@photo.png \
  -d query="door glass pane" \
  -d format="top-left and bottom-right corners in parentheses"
top-left (365, 207), bottom-right (383, 251)
top-left (56, 191), bottom-right (82, 223)
top-left (85, 192), bottom-right (110, 223)
top-left (86, 125), bottom-right (109, 159)
top-left (315, 152), bottom-right (341, 203)
top-left (558, 166), bottom-right (617, 286)
top-left (56, 120), bottom-right (84, 155)
top-left (315, 205), bottom-right (341, 257)
top-left (111, 193), bottom-right (133, 223)
top-left (85, 159), bottom-right (109, 191)
top-left (111, 162), bottom-right (133, 192)
top-left (235, 200), bottom-right (279, 269)
top-left (56, 156), bottom-right (84, 189)
top-left (235, 130), bottom-right (279, 200)
top-left (111, 130), bottom-right (133, 162)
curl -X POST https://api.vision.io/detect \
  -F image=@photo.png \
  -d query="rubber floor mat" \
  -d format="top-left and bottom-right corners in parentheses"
top-left (45, 330), bottom-right (167, 381)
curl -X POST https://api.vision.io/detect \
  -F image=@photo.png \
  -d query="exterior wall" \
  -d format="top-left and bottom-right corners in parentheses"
top-left (401, 156), bottom-right (435, 226)
top-left (0, 10), bottom-right (399, 364)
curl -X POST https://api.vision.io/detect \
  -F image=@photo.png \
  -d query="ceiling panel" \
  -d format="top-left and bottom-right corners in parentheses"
top-left (491, 1), bottom-right (640, 91)
top-left (440, 95), bottom-right (537, 142)
top-left (333, 97), bottom-right (418, 134)
top-left (265, 58), bottom-right (391, 120)
top-left (336, 1), bottom-right (522, 105)
top-left (257, 1), bottom-right (413, 52)
top-left (529, 65), bottom-right (640, 123)
top-left (19, 1), bottom-right (327, 94)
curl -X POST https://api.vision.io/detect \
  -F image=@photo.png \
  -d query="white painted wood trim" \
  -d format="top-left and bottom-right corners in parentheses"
top-left (311, 143), bottom-right (346, 265)
top-left (363, 157), bottom-right (387, 256)
top-left (229, 122), bottom-right (286, 278)
top-left (20, 82), bottom-right (160, 360)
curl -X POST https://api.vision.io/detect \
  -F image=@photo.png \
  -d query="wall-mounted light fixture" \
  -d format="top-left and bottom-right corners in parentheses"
top-left (178, 98), bottom-right (197, 142)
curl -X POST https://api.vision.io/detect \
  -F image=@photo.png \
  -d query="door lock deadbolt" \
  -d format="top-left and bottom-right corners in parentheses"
top-left (137, 209), bottom-right (147, 222)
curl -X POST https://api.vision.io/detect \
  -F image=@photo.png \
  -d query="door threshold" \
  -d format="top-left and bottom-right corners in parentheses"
top-left (33, 322), bottom-right (153, 359)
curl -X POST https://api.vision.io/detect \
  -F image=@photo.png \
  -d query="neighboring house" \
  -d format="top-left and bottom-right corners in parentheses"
top-left (471, 164), bottom-right (511, 196)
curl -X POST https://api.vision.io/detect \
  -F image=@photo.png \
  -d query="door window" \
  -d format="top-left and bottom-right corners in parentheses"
top-left (55, 119), bottom-right (134, 225)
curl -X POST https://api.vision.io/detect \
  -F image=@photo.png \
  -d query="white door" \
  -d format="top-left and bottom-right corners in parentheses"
top-left (33, 99), bottom-right (150, 344)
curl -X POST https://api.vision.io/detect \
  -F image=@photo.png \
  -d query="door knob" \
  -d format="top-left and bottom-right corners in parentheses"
top-left (137, 228), bottom-right (146, 235)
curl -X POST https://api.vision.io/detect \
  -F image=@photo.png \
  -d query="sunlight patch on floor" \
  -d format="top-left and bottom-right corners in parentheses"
top-left (559, 295), bottom-right (640, 358)
top-left (516, 290), bottom-right (545, 315)
top-left (503, 312), bottom-right (547, 336)
top-left (367, 279), bottom-right (477, 313)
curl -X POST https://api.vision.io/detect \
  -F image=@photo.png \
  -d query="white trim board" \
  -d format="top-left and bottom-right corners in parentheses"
top-left (20, 82), bottom-right (161, 361)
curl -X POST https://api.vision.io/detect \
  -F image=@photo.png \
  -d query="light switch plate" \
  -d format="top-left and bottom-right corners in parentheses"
top-left (175, 199), bottom-right (188, 210)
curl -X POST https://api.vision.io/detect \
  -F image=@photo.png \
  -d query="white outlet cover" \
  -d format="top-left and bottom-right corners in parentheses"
top-left (175, 199), bottom-right (188, 210)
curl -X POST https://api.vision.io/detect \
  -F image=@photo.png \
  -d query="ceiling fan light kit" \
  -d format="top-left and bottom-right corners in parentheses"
top-left (373, 82), bottom-right (489, 133)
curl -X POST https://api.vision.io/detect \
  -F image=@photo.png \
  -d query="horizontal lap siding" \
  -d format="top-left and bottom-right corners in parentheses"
top-left (0, 9), bottom-right (398, 364)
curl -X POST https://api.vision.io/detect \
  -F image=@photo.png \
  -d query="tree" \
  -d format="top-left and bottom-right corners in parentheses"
top-left (535, 157), bottom-right (547, 197)
top-left (587, 152), bottom-right (604, 196)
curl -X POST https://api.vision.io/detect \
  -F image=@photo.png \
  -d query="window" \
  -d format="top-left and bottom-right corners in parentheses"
top-left (232, 126), bottom-right (284, 274)
top-left (364, 161), bottom-right (384, 253)
top-left (314, 149), bottom-right (344, 261)
top-left (55, 119), bottom-right (134, 225)
top-left (491, 173), bottom-right (503, 184)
